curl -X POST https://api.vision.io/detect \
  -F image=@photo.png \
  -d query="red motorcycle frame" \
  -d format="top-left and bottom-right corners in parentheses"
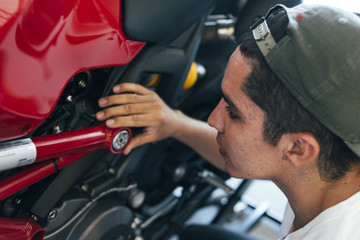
top-left (0, 0), bottom-right (142, 238)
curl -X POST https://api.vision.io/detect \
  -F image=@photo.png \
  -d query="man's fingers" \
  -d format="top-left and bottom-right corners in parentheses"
top-left (97, 102), bottom-right (161, 121)
top-left (98, 93), bottom-right (153, 108)
top-left (113, 82), bottom-right (153, 95)
top-left (103, 113), bottom-right (163, 128)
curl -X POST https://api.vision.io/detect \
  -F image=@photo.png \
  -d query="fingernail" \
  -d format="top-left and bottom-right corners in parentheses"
top-left (113, 86), bottom-right (120, 92)
top-left (96, 111), bottom-right (104, 118)
top-left (106, 119), bottom-right (115, 125)
top-left (99, 98), bottom-right (107, 106)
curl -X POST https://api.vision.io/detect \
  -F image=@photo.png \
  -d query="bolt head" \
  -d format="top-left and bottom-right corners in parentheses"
top-left (48, 210), bottom-right (58, 221)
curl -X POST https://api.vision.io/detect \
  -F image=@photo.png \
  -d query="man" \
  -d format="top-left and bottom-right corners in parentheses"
top-left (96, 3), bottom-right (360, 239)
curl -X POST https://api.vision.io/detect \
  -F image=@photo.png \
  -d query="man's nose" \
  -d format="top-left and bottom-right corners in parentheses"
top-left (208, 99), bottom-right (224, 133)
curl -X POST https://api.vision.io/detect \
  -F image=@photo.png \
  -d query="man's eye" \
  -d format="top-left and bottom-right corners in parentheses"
top-left (225, 106), bottom-right (238, 120)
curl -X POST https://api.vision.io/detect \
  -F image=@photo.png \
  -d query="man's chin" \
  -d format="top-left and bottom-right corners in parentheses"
top-left (224, 161), bottom-right (235, 176)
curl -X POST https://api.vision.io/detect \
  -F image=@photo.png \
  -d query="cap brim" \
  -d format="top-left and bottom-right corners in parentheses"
top-left (345, 141), bottom-right (360, 158)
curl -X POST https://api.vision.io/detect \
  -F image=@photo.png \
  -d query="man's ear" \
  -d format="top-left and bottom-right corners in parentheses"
top-left (283, 133), bottom-right (320, 167)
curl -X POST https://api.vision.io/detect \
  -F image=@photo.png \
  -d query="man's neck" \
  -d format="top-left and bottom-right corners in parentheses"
top-left (275, 165), bottom-right (360, 232)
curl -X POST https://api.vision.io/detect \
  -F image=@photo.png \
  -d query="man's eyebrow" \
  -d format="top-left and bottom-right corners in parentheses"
top-left (222, 91), bottom-right (246, 122)
top-left (222, 92), bottom-right (237, 111)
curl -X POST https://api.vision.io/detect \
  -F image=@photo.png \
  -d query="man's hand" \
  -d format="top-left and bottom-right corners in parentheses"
top-left (96, 83), bottom-right (180, 155)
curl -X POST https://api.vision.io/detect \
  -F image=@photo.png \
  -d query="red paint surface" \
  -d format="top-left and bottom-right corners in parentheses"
top-left (0, 215), bottom-right (45, 240)
top-left (33, 125), bottom-right (131, 161)
top-left (0, 151), bottom-right (87, 201)
top-left (0, 0), bottom-right (144, 141)
top-left (0, 125), bottom-right (131, 200)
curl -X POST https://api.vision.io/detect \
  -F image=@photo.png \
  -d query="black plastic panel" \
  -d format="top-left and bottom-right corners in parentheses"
top-left (123, 0), bottom-right (216, 43)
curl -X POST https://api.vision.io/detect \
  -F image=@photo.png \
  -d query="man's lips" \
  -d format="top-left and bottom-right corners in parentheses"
top-left (219, 147), bottom-right (227, 158)
top-left (216, 135), bottom-right (228, 158)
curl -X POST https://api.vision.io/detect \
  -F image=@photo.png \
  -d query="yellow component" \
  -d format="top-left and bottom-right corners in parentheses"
top-left (183, 62), bottom-right (198, 90)
top-left (145, 74), bottom-right (161, 88)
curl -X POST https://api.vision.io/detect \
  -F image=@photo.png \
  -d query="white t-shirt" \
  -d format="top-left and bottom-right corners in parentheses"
top-left (280, 191), bottom-right (360, 240)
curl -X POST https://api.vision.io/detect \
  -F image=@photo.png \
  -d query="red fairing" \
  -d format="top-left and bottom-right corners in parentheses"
top-left (0, 0), bottom-right (145, 141)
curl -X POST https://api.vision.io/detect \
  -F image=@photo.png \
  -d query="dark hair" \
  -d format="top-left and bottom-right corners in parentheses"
top-left (237, 7), bottom-right (360, 181)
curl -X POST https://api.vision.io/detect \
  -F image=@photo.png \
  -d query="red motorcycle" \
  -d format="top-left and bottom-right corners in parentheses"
top-left (0, 0), bottom-right (299, 239)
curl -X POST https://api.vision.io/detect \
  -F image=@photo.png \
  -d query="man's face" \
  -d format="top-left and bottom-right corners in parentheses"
top-left (208, 47), bottom-right (284, 179)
